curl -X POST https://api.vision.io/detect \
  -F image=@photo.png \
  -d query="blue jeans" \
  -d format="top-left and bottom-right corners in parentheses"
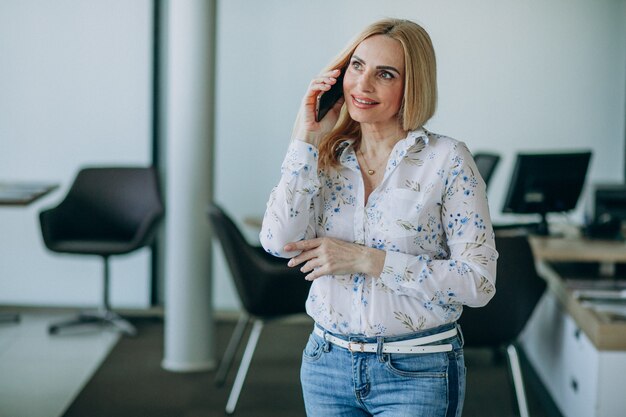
top-left (300, 323), bottom-right (465, 417)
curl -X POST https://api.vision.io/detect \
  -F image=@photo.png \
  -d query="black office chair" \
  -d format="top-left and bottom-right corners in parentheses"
top-left (473, 152), bottom-right (501, 187)
top-left (207, 203), bottom-right (310, 415)
top-left (39, 166), bottom-right (164, 336)
top-left (458, 229), bottom-right (546, 417)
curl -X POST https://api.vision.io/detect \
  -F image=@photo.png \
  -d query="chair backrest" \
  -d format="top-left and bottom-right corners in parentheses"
top-left (458, 231), bottom-right (546, 347)
top-left (43, 166), bottom-right (164, 246)
top-left (207, 203), bottom-right (259, 310)
top-left (473, 152), bottom-right (501, 187)
top-left (207, 203), bottom-right (309, 318)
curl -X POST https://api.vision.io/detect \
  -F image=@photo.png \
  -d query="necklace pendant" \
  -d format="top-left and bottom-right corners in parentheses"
top-left (367, 169), bottom-right (375, 175)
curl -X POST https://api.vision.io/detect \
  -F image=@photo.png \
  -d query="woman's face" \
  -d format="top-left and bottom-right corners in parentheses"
top-left (343, 35), bottom-right (405, 129)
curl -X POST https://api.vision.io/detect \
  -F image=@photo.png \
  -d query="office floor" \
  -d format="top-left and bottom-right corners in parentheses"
top-left (1, 311), bottom-right (556, 417)
top-left (0, 310), bottom-right (119, 417)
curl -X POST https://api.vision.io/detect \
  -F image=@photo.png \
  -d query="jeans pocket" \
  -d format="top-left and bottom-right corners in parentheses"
top-left (302, 333), bottom-right (323, 363)
top-left (384, 351), bottom-right (448, 378)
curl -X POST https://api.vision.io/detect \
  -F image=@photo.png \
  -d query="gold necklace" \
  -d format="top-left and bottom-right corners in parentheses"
top-left (358, 148), bottom-right (387, 176)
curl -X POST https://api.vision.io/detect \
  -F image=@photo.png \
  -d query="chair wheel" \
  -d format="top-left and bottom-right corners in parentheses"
top-left (49, 326), bottom-right (59, 335)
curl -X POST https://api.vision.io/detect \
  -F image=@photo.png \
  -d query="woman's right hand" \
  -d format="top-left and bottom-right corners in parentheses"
top-left (292, 68), bottom-right (345, 147)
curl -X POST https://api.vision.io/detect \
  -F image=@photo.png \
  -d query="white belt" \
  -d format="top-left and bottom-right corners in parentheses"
top-left (313, 326), bottom-right (456, 354)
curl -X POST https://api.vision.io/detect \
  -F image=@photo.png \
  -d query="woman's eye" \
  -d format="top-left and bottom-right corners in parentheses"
top-left (351, 61), bottom-right (362, 70)
top-left (379, 71), bottom-right (394, 80)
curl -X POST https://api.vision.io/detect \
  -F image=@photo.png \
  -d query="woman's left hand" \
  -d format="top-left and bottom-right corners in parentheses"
top-left (284, 237), bottom-right (385, 281)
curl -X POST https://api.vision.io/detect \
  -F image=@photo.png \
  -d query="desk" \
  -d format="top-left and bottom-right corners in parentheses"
top-left (0, 182), bottom-right (58, 323)
top-left (530, 235), bottom-right (626, 264)
top-left (523, 235), bottom-right (626, 417)
top-left (0, 182), bottom-right (59, 206)
top-left (529, 236), bottom-right (626, 350)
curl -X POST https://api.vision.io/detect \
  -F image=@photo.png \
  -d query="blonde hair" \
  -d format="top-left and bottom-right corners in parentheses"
top-left (317, 18), bottom-right (437, 170)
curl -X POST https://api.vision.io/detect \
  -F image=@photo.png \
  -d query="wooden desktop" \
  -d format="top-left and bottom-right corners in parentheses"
top-left (523, 233), bottom-right (626, 417)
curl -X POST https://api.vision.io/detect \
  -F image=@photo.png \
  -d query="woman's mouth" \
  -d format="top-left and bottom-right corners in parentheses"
top-left (352, 96), bottom-right (379, 108)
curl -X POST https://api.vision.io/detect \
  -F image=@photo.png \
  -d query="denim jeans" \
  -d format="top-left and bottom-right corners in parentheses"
top-left (300, 322), bottom-right (465, 417)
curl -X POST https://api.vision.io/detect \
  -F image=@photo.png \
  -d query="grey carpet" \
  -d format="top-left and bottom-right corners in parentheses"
top-left (63, 317), bottom-right (557, 417)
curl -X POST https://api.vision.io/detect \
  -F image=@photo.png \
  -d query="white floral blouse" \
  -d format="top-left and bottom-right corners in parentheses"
top-left (260, 128), bottom-right (498, 337)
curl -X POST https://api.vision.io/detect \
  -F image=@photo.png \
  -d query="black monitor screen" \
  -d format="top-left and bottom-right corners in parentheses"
top-left (502, 151), bottom-right (592, 234)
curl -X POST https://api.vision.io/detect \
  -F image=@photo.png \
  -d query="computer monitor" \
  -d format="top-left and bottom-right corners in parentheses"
top-left (502, 151), bottom-right (592, 235)
top-left (586, 184), bottom-right (626, 239)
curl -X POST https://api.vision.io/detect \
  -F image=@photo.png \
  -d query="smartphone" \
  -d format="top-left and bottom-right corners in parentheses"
top-left (315, 71), bottom-right (344, 122)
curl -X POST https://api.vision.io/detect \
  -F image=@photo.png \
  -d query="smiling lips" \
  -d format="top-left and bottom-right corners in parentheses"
top-left (352, 95), bottom-right (379, 107)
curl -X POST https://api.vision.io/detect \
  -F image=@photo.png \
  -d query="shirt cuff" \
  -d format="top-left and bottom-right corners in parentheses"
top-left (379, 250), bottom-right (410, 291)
top-left (379, 250), bottom-right (434, 293)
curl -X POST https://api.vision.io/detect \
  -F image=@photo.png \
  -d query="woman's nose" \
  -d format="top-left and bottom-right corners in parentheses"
top-left (356, 73), bottom-right (374, 92)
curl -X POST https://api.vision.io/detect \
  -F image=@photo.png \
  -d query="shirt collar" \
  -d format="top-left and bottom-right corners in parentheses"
top-left (336, 128), bottom-right (430, 171)
top-left (396, 128), bottom-right (429, 154)
top-left (337, 139), bottom-right (358, 169)
top-left (380, 129), bottom-right (425, 174)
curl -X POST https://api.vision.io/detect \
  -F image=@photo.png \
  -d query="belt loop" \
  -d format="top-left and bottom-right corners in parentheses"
top-left (455, 322), bottom-right (465, 348)
top-left (376, 336), bottom-right (385, 362)
top-left (322, 329), bottom-right (331, 352)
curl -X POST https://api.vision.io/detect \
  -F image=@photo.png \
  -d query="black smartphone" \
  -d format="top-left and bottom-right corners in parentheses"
top-left (315, 71), bottom-right (344, 122)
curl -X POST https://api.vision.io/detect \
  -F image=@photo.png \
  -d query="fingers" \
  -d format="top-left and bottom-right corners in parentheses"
top-left (286, 241), bottom-right (320, 268)
top-left (307, 78), bottom-right (335, 97)
top-left (300, 254), bottom-right (325, 272)
top-left (284, 238), bottom-right (380, 281)
top-left (287, 250), bottom-right (316, 268)
top-left (284, 238), bottom-right (320, 253)
top-left (285, 239), bottom-right (324, 280)
top-left (285, 238), bottom-right (336, 281)
top-left (296, 256), bottom-right (326, 280)
top-left (295, 69), bottom-right (343, 141)
top-left (307, 69), bottom-right (341, 96)
top-left (318, 68), bottom-right (341, 83)
top-left (304, 266), bottom-right (326, 281)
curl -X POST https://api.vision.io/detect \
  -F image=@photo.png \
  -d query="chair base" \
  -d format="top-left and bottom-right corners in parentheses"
top-left (48, 309), bottom-right (136, 336)
top-left (506, 343), bottom-right (530, 417)
top-left (215, 314), bottom-right (265, 415)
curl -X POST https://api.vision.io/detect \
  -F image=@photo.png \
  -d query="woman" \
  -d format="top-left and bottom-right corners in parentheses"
top-left (260, 18), bottom-right (497, 417)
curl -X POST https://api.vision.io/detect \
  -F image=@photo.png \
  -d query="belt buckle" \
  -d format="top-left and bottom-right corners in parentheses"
top-left (348, 341), bottom-right (365, 352)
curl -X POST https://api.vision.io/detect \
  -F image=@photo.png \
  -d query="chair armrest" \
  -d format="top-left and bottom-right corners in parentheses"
top-left (127, 209), bottom-right (165, 250)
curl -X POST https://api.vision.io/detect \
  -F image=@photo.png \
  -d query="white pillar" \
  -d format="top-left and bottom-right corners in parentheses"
top-left (161, 0), bottom-right (216, 372)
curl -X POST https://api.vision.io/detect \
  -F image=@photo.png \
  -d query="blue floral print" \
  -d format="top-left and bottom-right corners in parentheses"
top-left (261, 129), bottom-right (497, 336)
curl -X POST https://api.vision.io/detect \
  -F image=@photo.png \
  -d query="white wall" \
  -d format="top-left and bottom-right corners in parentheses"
top-left (0, 0), bottom-right (152, 307)
top-left (213, 0), bottom-right (626, 310)
top-left (0, 0), bottom-right (624, 312)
